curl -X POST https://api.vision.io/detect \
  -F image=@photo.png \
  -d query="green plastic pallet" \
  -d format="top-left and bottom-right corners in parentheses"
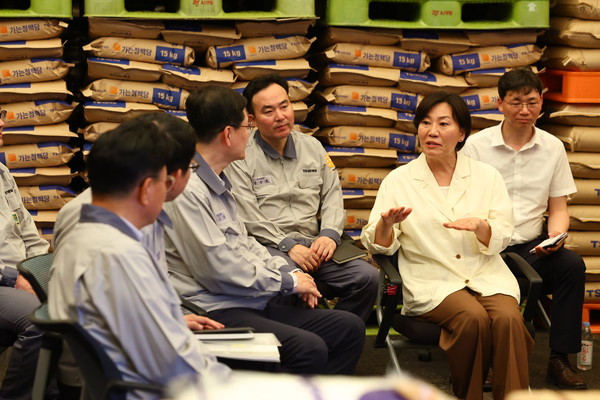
top-left (322, 0), bottom-right (549, 29)
top-left (0, 0), bottom-right (72, 18)
top-left (84, 0), bottom-right (315, 19)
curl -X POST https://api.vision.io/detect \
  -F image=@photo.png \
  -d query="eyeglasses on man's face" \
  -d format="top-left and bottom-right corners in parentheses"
top-left (505, 102), bottom-right (541, 110)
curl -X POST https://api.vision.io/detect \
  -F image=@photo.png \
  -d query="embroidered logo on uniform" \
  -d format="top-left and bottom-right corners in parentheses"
top-left (215, 210), bottom-right (227, 222)
top-left (324, 154), bottom-right (336, 170)
top-left (253, 176), bottom-right (272, 186)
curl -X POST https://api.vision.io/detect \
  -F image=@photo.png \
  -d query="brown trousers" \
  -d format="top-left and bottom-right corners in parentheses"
top-left (418, 289), bottom-right (534, 400)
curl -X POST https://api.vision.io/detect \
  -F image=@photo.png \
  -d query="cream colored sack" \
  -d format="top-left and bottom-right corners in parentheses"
top-left (316, 26), bottom-right (400, 48)
top-left (568, 205), bottom-right (600, 230)
top-left (82, 78), bottom-right (188, 109)
top-left (343, 189), bottom-right (378, 209)
top-left (83, 101), bottom-right (162, 123)
top-left (465, 66), bottom-right (542, 87)
top-left (317, 85), bottom-right (421, 112)
top-left (568, 152), bottom-right (600, 178)
top-left (0, 80), bottom-right (71, 103)
top-left (161, 22), bottom-right (240, 51)
top-left (545, 16), bottom-right (600, 48)
top-left (313, 105), bottom-right (399, 128)
top-left (0, 142), bottom-right (76, 169)
top-left (2, 123), bottom-right (77, 145)
top-left (319, 64), bottom-right (400, 87)
top-left (206, 36), bottom-right (314, 68)
top-left (0, 58), bottom-right (72, 85)
top-left (29, 210), bottom-right (59, 227)
top-left (344, 209), bottom-right (371, 229)
top-left (83, 37), bottom-right (194, 66)
top-left (459, 87), bottom-right (500, 111)
top-left (88, 18), bottom-right (163, 39)
top-left (470, 110), bottom-right (504, 130)
top-left (316, 126), bottom-right (417, 152)
top-left (326, 147), bottom-right (398, 168)
top-left (19, 185), bottom-right (76, 210)
top-left (551, 0), bottom-right (600, 20)
top-left (465, 29), bottom-right (543, 46)
top-left (397, 70), bottom-right (470, 95)
top-left (583, 282), bottom-right (600, 302)
top-left (337, 167), bottom-right (393, 189)
top-left (292, 102), bottom-right (313, 123)
top-left (286, 79), bottom-right (318, 101)
top-left (0, 19), bottom-right (67, 41)
top-left (571, 179), bottom-right (600, 204)
top-left (3, 100), bottom-right (74, 127)
top-left (87, 57), bottom-right (163, 82)
top-left (236, 19), bottom-right (315, 38)
top-left (10, 166), bottom-right (74, 186)
top-left (546, 103), bottom-right (600, 126)
top-left (161, 64), bottom-right (235, 90)
top-left (542, 45), bottom-right (600, 70)
top-left (322, 43), bottom-right (429, 71)
top-left (434, 44), bottom-right (544, 75)
top-left (565, 230), bottom-right (600, 255)
top-left (233, 58), bottom-right (313, 80)
top-left (0, 38), bottom-right (63, 61)
top-left (542, 124), bottom-right (600, 152)
top-left (78, 122), bottom-right (121, 142)
top-left (400, 30), bottom-right (471, 57)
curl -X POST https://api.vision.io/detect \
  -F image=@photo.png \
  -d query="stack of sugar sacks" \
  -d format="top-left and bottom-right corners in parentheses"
top-left (81, 19), bottom-right (195, 140)
top-left (428, 29), bottom-right (544, 131)
top-left (310, 26), bottom-right (424, 239)
top-left (0, 19), bottom-right (78, 241)
top-left (541, 104), bottom-right (600, 304)
top-left (537, 0), bottom-right (600, 303)
top-left (207, 19), bottom-right (316, 124)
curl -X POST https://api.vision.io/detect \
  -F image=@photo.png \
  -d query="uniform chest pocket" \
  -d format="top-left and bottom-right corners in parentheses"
top-left (253, 183), bottom-right (279, 198)
top-left (298, 176), bottom-right (322, 189)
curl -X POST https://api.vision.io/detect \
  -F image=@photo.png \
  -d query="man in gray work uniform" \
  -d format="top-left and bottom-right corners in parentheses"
top-left (164, 86), bottom-right (365, 375)
top-left (226, 74), bottom-right (378, 322)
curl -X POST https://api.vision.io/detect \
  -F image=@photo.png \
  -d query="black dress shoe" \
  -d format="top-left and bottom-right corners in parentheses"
top-left (546, 356), bottom-right (587, 390)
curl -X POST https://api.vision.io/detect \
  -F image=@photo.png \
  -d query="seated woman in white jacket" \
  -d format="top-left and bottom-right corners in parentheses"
top-left (360, 92), bottom-right (533, 400)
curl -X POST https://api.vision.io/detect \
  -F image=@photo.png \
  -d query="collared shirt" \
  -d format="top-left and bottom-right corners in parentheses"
top-left (0, 163), bottom-right (49, 286)
top-left (53, 187), bottom-right (173, 271)
top-left (164, 153), bottom-right (296, 312)
top-left (462, 122), bottom-right (576, 245)
top-left (361, 153), bottom-right (519, 316)
top-left (48, 204), bottom-right (229, 397)
top-left (226, 130), bottom-right (345, 253)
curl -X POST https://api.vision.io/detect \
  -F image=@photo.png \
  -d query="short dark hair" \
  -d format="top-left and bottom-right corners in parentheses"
top-left (242, 74), bottom-right (289, 115)
top-left (149, 113), bottom-right (196, 174)
top-left (185, 86), bottom-right (247, 144)
top-left (413, 91), bottom-right (471, 151)
top-left (498, 67), bottom-right (543, 99)
top-left (87, 114), bottom-right (175, 197)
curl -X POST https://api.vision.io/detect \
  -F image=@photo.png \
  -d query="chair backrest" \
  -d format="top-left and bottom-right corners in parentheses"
top-left (30, 304), bottom-right (128, 400)
top-left (17, 253), bottom-right (55, 303)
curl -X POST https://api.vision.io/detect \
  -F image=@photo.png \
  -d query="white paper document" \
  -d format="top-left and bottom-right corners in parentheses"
top-left (198, 332), bottom-right (281, 362)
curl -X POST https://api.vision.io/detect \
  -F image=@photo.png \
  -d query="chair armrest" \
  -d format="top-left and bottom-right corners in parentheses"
top-left (373, 253), bottom-right (402, 348)
top-left (502, 252), bottom-right (543, 323)
top-left (180, 298), bottom-right (208, 317)
top-left (373, 254), bottom-right (402, 286)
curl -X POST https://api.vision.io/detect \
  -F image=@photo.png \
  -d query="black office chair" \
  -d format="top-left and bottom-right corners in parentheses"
top-left (17, 252), bottom-right (55, 303)
top-left (30, 303), bottom-right (163, 400)
top-left (373, 252), bottom-right (543, 373)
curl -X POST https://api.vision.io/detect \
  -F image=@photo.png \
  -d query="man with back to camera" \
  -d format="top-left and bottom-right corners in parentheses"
top-left (225, 74), bottom-right (378, 322)
top-left (462, 67), bottom-right (587, 389)
top-left (163, 86), bottom-right (365, 375)
top-left (48, 114), bottom-right (230, 396)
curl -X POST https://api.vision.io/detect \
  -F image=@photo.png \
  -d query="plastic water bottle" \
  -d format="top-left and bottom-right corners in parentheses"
top-left (577, 321), bottom-right (593, 370)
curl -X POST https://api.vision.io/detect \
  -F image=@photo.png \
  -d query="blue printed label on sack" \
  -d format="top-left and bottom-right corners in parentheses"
top-left (393, 51), bottom-right (421, 70)
top-left (163, 64), bottom-right (200, 75)
top-left (0, 153), bottom-right (5, 166)
top-left (1, 41), bottom-right (26, 45)
top-left (38, 142), bottom-right (70, 149)
top-left (452, 54), bottom-right (480, 71)
top-left (235, 60), bottom-right (276, 66)
top-left (1, 83), bottom-right (30, 88)
top-left (84, 100), bottom-right (126, 108)
top-left (400, 71), bottom-right (435, 82)
top-left (9, 168), bottom-right (35, 174)
top-left (165, 109), bottom-right (186, 118)
top-left (470, 67), bottom-right (507, 74)
top-left (389, 133), bottom-right (417, 152)
top-left (397, 112), bottom-right (415, 121)
top-left (34, 100), bottom-right (69, 106)
top-left (397, 153), bottom-right (418, 163)
top-left (39, 185), bottom-right (76, 195)
top-left (391, 93), bottom-right (418, 112)
top-left (471, 109), bottom-right (502, 116)
top-left (331, 63), bottom-right (369, 71)
top-left (325, 146), bottom-right (365, 154)
top-left (41, 227), bottom-right (53, 235)
top-left (215, 45), bottom-right (246, 65)
top-left (155, 46), bottom-right (185, 64)
top-left (3, 126), bottom-right (34, 132)
top-left (461, 95), bottom-right (481, 110)
top-left (89, 57), bottom-right (130, 65)
top-left (152, 88), bottom-right (181, 108)
top-left (329, 105), bottom-right (367, 113)
top-left (343, 189), bottom-right (365, 196)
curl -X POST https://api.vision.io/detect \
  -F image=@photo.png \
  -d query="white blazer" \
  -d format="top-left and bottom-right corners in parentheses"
top-left (361, 153), bottom-right (520, 316)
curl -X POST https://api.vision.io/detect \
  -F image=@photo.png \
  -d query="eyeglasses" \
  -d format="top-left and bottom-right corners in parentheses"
top-left (240, 124), bottom-right (255, 131)
top-left (0, 110), bottom-right (6, 121)
top-left (505, 102), bottom-right (541, 110)
top-left (189, 161), bottom-right (200, 173)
